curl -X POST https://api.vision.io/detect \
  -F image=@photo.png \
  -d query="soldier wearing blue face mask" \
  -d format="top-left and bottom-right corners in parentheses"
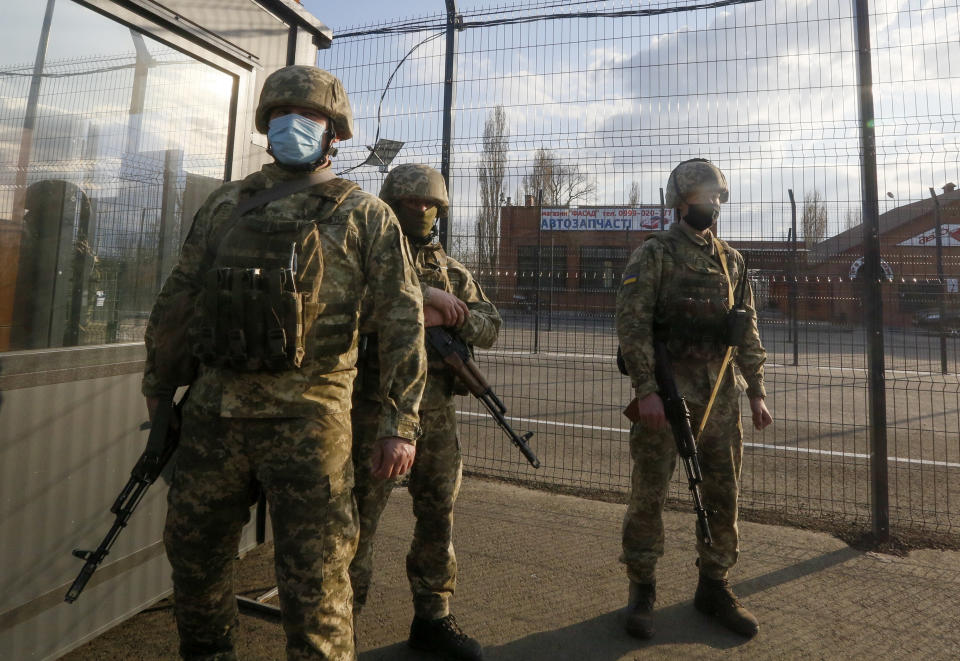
top-left (259, 68), bottom-right (345, 170)
top-left (144, 65), bottom-right (426, 660)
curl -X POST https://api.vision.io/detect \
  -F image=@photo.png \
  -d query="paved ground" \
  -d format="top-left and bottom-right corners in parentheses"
top-left (65, 476), bottom-right (960, 660)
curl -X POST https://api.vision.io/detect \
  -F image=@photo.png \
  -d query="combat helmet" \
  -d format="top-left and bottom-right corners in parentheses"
top-left (380, 164), bottom-right (449, 218)
top-left (664, 158), bottom-right (729, 209)
top-left (255, 65), bottom-right (354, 140)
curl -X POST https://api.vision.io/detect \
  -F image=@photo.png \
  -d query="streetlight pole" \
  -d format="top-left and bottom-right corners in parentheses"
top-left (853, 0), bottom-right (889, 543)
top-left (439, 0), bottom-right (461, 251)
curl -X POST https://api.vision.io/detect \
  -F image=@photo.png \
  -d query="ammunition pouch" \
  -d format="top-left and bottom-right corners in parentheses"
top-left (193, 266), bottom-right (307, 371)
top-left (724, 306), bottom-right (751, 348)
top-left (190, 176), bottom-right (358, 372)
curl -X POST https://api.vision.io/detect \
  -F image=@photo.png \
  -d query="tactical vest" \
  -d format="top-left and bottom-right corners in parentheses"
top-left (192, 178), bottom-right (358, 371)
top-left (647, 232), bottom-right (739, 356)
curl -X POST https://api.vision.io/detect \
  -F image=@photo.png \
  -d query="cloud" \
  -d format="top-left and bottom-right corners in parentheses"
top-left (327, 0), bottom-right (960, 241)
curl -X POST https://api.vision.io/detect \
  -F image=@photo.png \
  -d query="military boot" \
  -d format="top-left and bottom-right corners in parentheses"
top-left (408, 613), bottom-right (483, 661)
top-left (624, 581), bottom-right (656, 639)
top-left (694, 575), bottom-right (759, 638)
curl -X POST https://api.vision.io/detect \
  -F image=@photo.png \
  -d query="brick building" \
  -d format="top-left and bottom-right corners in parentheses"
top-left (496, 202), bottom-right (675, 313)
top-left (494, 185), bottom-right (960, 328)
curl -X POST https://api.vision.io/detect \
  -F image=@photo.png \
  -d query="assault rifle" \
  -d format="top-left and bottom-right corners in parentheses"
top-left (65, 391), bottom-right (186, 603)
top-left (425, 327), bottom-right (540, 468)
top-left (623, 342), bottom-right (712, 546)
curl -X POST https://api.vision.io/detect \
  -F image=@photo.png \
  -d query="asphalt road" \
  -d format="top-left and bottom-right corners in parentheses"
top-left (459, 314), bottom-right (960, 538)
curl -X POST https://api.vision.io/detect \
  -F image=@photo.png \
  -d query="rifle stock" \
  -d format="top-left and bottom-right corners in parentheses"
top-left (64, 391), bottom-right (186, 603)
top-left (426, 327), bottom-right (540, 468)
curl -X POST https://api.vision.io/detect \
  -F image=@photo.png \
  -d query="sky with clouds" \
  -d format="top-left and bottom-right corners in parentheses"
top-left (302, 0), bottom-right (960, 244)
top-left (3, 1), bottom-right (957, 246)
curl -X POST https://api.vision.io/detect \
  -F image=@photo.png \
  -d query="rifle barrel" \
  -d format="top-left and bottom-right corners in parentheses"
top-left (427, 327), bottom-right (540, 468)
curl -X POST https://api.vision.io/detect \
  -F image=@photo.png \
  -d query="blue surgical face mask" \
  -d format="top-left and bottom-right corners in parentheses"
top-left (267, 114), bottom-right (329, 166)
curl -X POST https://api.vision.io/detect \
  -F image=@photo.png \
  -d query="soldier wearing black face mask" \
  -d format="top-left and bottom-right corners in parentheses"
top-left (351, 164), bottom-right (500, 661)
top-left (616, 158), bottom-right (773, 640)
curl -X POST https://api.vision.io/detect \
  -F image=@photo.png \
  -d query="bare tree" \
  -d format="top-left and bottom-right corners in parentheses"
top-left (802, 190), bottom-right (829, 247)
top-left (628, 181), bottom-right (641, 206)
top-left (476, 106), bottom-right (508, 271)
top-left (521, 148), bottom-right (555, 203)
top-left (843, 208), bottom-right (861, 231)
top-left (522, 148), bottom-right (596, 206)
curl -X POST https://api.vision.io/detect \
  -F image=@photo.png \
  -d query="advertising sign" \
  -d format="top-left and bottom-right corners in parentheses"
top-left (897, 224), bottom-right (960, 246)
top-left (540, 206), bottom-right (675, 231)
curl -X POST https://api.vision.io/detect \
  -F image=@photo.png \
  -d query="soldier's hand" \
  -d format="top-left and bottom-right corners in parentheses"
top-left (636, 392), bottom-right (669, 431)
top-left (425, 287), bottom-right (469, 327)
top-left (749, 397), bottom-right (773, 430)
top-left (372, 436), bottom-right (416, 479)
top-left (423, 306), bottom-right (446, 328)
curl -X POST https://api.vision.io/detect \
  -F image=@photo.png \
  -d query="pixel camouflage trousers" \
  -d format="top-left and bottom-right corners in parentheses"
top-left (349, 399), bottom-right (462, 620)
top-left (164, 405), bottom-right (358, 661)
top-left (621, 383), bottom-right (744, 584)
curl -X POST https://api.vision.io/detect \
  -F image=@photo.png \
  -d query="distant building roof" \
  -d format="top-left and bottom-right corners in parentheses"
top-left (809, 188), bottom-right (960, 263)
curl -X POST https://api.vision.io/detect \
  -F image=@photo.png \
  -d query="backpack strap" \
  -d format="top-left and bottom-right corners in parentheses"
top-left (309, 177), bottom-right (360, 222)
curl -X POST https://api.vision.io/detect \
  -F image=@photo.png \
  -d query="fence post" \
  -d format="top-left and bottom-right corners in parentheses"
top-left (788, 189), bottom-right (799, 365)
top-left (928, 187), bottom-right (948, 374)
top-left (534, 190), bottom-right (542, 354)
top-left (439, 0), bottom-right (460, 251)
top-left (853, 0), bottom-right (889, 543)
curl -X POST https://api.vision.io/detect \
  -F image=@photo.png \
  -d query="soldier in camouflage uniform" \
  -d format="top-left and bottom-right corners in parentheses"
top-left (142, 66), bottom-right (426, 661)
top-left (616, 159), bottom-right (773, 640)
top-left (349, 165), bottom-right (500, 661)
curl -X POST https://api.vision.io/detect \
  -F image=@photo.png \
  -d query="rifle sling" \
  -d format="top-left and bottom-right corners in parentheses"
top-left (204, 168), bottom-right (338, 269)
top-left (696, 238), bottom-right (736, 442)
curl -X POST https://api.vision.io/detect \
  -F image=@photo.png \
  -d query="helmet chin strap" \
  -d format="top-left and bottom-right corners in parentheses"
top-left (408, 223), bottom-right (439, 246)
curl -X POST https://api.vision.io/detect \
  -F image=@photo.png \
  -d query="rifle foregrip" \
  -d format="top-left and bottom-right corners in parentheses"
top-left (464, 358), bottom-right (492, 391)
top-left (441, 353), bottom-right (486, 395)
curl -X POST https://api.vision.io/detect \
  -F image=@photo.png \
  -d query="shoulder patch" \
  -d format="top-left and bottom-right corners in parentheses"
top-left (622, 274), bottom-right (639, 286)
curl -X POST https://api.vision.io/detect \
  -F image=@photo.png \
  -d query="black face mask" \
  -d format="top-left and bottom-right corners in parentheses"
top-left (683, 203), bottom-right (719, 231)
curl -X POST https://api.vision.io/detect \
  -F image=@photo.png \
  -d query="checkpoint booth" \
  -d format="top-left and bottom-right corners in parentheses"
top-left (0, 2), bottom-right (332, 658)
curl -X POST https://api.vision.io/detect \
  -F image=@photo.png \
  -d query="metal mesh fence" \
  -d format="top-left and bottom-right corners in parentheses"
top-left (323, 0), bottom-right (960, 539)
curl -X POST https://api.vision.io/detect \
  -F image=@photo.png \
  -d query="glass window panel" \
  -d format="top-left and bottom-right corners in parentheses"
top-left (0, 0), bottom-right (234, 351)
top-left (580, 245), bottom-right (629, 292)
top-left (517, 245), bottom-right (566, 292)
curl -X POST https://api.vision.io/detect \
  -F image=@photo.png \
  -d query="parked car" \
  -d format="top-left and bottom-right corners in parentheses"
top-left (913, 308), bottom-right (960, 334)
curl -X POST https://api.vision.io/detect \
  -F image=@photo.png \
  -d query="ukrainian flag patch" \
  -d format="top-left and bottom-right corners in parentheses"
top-left (622, 274), bottom-right (639, 286)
